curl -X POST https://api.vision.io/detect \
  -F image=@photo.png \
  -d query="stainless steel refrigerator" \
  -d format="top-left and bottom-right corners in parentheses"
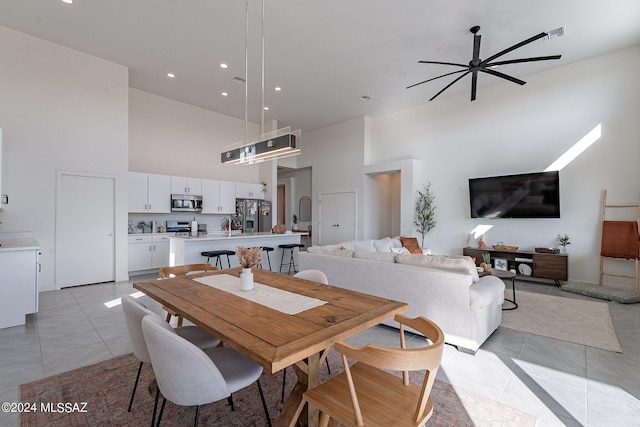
top-left (235, 199), bottom-right (271, 233)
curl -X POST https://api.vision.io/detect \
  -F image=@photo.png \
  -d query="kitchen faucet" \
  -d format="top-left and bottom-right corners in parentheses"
top-left (227, 217), bottom-right (233, 237)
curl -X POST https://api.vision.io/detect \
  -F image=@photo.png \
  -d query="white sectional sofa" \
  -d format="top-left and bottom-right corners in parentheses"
top-left (298, 237), bottom-right (505, 353)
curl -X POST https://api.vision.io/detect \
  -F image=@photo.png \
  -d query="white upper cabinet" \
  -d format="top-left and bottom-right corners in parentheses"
top-left (235, 182), bottom-right (265, 200)
top-left (170, 176), bottom-right (202, 195)
top-left (128, 172), bottom-right (171, 213)
top-left (202, 179), bottom-right (236, 214)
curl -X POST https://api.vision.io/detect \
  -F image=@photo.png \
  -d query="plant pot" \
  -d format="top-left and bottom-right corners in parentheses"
top-left (240, 268), bottom-right (254, 291)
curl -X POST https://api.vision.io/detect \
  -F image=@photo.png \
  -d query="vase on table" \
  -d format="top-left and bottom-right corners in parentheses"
top-left (240, 268), bottom-right (254, 291)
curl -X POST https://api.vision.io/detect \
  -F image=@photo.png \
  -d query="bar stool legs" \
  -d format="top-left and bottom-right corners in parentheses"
top-left (278, 244), bottom-right (304, 275)
top-left (200, 250), bottom-right (235, 269)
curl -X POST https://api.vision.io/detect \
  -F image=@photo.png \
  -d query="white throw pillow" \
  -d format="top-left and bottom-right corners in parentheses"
top-left (373, 237), bottom-right (394, 253)
top-left (390, 247), bottom-right (410, 254)
top-left (353, 240), bottom-right (376, 252)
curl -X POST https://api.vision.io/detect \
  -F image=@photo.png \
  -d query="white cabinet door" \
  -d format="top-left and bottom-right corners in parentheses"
top-left (0, 249), bottom-right (38, 328)
top-left (171, 176), bottom-right (201, 195)
top-left (201, 179), bottom-right (221, 213)
top-left (128, 172), bottom-right (149, 213)
top-left (128, 235), bottom-right (153, 272)
top-left (152, 238), bottom-right (170, 268)
top-left (219, 180), bottom-right (237, 213)
top-left (147, 174), bottom-right (171, 213)
top-left (236, 182), bottom-right (264, 199)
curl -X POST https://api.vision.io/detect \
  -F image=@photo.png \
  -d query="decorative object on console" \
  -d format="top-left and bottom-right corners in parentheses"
top-left (494, 258), bottom-right (508, 270)
top-left (557, 234), bottom-right (571, 253)
top-left (414, 182), bottom-right (436, 247)
top-left (400, 236), bottom-right (423, 254)
top-left (493, 241), bottom-right (518, 251)
top-left (480, 252), bottom-right (491, 272)
top-left (236, 246), bottom-right (262, 291)
top-left (292, 214), bottom-right (299, 230)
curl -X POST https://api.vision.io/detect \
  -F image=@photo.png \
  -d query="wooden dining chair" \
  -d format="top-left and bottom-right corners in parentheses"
top-left (289, 314), bottom-right (445, 427)
top-left (158, 263), bottom-right (217, 326)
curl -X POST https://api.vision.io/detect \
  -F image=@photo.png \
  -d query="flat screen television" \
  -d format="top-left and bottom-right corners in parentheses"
top-left (469, 171), bottom-right (560, 218)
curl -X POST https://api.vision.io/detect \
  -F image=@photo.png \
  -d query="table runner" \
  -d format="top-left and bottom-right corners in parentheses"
top-left (194, 273), bottom-right (327, 315)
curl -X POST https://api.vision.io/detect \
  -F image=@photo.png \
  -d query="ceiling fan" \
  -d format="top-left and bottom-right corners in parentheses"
top-left (407, 26), bottom-right (562, 101)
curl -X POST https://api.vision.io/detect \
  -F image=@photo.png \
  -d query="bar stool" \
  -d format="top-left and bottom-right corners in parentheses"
top-left (200, 250), bottom-right (235, 269)
top-left (279, 243), bottom-right (305, 275)
top-left (251, 246), bottom-right (274, 271)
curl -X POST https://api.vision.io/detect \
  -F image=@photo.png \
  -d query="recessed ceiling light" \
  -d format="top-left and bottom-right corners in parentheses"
top-left (263, 106), bottom-right (269, 111)
top-left (274, 86), bottom-right (282, 91)
top-left (221, 92), bottom-right (228, 96)
top-left (166, 73), bottom-right (175, 78)
top-left (220, 63), bottom-right (228, 69)
top-left (61, 0), bottom-right (73, 4)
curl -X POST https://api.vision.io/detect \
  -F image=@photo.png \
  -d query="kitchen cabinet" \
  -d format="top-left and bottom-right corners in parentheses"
top-left (235, 182), bottom-right (265, 200)
top-left (128, 234), bottom-right (172, 273)
top-left (171, 176), bottom-right (202, 195)
top-left (202, 179), bottom-right (236, 214)
top-left (0, 232), bottom-right (40, 329)
top-left (128, 172), bottom-right (171, 213)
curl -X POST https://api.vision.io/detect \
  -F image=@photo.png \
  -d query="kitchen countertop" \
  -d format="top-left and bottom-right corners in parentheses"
top-left (0, 232), bottom-right (41, 252)
top-left (172, 231), bottom-right (308, 241)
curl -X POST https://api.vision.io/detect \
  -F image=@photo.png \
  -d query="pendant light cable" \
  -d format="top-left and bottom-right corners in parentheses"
top-left (244, 0), bottom-right (249, 144)
top-left (260, 0), bottom-right (265, 137)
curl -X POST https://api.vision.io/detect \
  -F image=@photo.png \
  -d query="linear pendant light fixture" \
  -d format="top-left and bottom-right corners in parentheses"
top-left (221, 0), bottom-right (301, 165)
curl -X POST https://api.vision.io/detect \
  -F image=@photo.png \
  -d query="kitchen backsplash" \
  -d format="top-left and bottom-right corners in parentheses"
top-left (128, 213), bottom-right (232, 234)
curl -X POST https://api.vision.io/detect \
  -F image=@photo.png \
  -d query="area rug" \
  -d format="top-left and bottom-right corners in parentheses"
top-left (502, 290), bottom-right (622, 353)
top-left (21, 352), bottom-right (536, 426)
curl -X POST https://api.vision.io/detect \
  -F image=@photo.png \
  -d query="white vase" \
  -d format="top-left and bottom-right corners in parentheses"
top-left (240, 268), bottom-right (254, 291)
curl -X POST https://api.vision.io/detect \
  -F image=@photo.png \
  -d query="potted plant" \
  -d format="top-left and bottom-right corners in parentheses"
top-left (558, 234), bottom-right (570, 253)
top-left (236, 246), bottom-right (262, 291)
top-left (414, 183), bottom-right (437, 248)
top-left (292, 214), bottom-right (299, 230)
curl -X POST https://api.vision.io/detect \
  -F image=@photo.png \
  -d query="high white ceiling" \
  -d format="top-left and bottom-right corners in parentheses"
top-left (1, 1), bottom-right (639, 131)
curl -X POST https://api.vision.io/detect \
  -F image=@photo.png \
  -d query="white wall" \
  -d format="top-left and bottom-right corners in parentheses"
top-left (368, 46), bottom-right (640, 284)
top-left (129, 89), bottom-right (261, 182)
top-left (0, 26), bottom-right (129, 290)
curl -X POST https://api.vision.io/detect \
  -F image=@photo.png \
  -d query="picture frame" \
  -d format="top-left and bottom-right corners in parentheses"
top-left (494, 258), bottom-right (508, 270)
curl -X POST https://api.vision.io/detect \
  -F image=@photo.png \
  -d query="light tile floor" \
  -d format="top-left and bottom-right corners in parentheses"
top-left (1, 275), bottom-right (639, 426)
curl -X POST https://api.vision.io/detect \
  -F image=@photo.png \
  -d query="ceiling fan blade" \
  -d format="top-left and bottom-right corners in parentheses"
top-left (429, 71), bottom-right (471, 101)
top-left (481, 32), bottom-right (547, 65)
top-left (472, 34), bottom-right (481, 61)
top-left (487, 55), bottom-right (561, 67)
top-left (480, 68), bottom-right (526, 85)
top-left (406, 69), bottom-right (469, 89)
top-left (418, 60), bottom-right (468, 68)
top-left (471, 71), bottom-right (478, 101)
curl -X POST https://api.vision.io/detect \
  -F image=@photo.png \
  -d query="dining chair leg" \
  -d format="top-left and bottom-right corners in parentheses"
top-left (152, 390), bottom-right (162, 427)
top-left (128, 361), bottom-right (143, 412)
top-left (281, 367), bottom-right (287, 403)
top-left (193, 405), bottom-right (201, 427)
top-left (228, 395), bottom-right (234, 411)
top-left (325, 357), bottom-right (331, 375)
top-left (256, 379), bottom-right (272, 427)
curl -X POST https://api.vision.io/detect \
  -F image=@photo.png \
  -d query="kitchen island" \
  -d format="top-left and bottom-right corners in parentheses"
top-left (170, 232), bottom-right (307, 272)
top-left (0, 232), bottom-right (40, 329)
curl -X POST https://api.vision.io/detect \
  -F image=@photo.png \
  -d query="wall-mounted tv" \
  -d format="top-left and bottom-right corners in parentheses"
top-left (469, 171), bottom-right (560, 218)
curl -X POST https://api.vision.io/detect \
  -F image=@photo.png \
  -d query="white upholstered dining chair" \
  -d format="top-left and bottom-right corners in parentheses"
top-left (280, 269), bottom-right (332, 402)
top-left (121, 294), bottom-right (220, 415)
top-left (141, 314), bottom-right (272, 427)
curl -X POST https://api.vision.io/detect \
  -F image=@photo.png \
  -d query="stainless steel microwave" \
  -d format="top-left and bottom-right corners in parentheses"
top-left (171, 194), bottom-right (202, 212)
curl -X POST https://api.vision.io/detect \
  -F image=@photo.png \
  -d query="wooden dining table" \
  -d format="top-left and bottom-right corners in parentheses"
top-left (133, 267), bottom-right (408, 426)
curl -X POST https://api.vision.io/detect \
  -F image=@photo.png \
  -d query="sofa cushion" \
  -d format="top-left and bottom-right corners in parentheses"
top-left (390, 236), bottom-right (403, 248)
top-left (390, 247), bottom-right (410, 254)
top-left (400, 237), bottom-right (422, 254)
top-left (353, 240), bottom-right (376, 252)
top-left (307, 247), bottom-right (354, 257)
top-left (394, 254), bottom-right (480, 282)
top-left (353, 250), bottom-right (397, 263)
top-left (373, 237), bottom-right (394, 253)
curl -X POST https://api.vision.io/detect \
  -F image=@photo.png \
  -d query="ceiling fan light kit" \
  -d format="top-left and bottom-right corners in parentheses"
top-left (408, 25), bottom-right (562, 101)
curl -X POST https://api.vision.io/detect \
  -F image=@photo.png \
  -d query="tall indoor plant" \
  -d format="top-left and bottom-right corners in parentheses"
top-left (415, 183), bottom-right (437, 248)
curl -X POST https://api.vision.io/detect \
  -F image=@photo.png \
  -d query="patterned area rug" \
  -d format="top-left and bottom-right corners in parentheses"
top-left (502, 290), bottom-right (622, 352)
top-left (21, 351), bottom-right (536, 426)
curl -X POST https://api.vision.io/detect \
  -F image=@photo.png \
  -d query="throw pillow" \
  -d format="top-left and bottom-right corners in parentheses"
top-left (353, 240), bottom-right (376, 252)
top-left (390, 247), bottom-right (410, 254)
top-left (400, 237), bottom-right (422, 254)
top-left (353, 251), bottom-right (397, 263)
top-left (373, 237), bottom-right (394, 253)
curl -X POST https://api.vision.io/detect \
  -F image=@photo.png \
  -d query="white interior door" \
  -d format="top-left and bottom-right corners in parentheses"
top-left (319, 191), bottom-right (356, 245)
top-left (56, 172), bottom-right (115, 288)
